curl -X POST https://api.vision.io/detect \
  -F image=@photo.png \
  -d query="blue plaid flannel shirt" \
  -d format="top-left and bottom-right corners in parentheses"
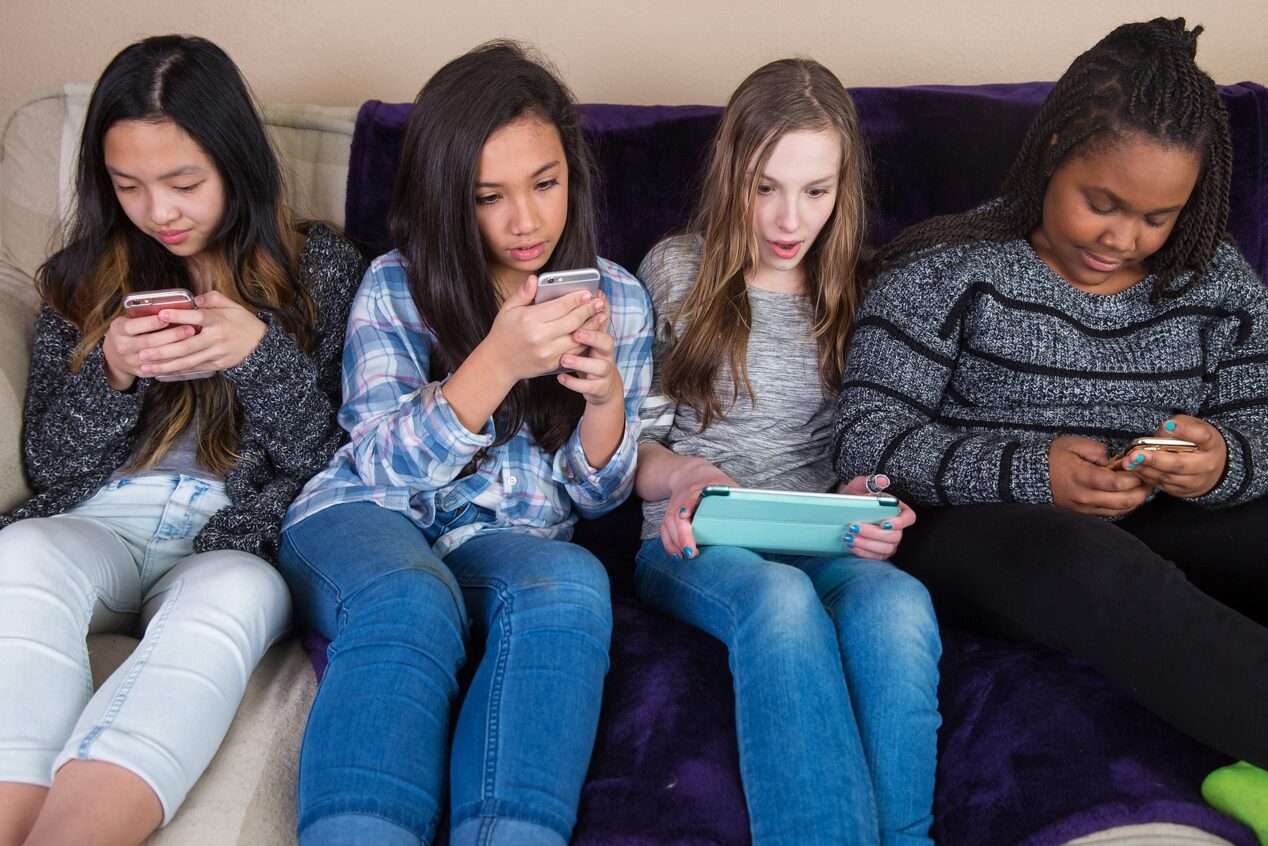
top-left (284, 251), bottom-right (654, 555)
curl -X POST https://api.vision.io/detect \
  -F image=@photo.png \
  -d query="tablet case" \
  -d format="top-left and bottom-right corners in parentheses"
top-left (691, 486), bottom-right (900, 557)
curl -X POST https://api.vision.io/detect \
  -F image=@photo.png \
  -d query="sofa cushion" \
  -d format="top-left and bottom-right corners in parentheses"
top-left (89, 635), bottom-right (313, 846)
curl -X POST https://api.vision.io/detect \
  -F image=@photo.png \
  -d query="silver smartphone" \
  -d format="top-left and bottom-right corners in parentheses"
top-left (121, 288), bottom-right (214, 382)
top-left (533, 268), bottom-right (602, 304)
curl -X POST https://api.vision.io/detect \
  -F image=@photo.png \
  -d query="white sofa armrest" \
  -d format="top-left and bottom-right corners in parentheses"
top-left (0, 259), bottom-right (39, 511)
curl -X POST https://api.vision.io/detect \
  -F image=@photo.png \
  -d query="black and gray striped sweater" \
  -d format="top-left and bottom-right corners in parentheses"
top-left (834, 238), bottom-right (1268, 509)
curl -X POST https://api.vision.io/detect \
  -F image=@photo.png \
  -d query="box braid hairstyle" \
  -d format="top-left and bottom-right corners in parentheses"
top-left (870, 17), bottom-right (1231, 304)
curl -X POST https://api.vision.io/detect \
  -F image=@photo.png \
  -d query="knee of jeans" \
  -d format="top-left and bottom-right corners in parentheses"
top-left (730, 565), bottom-right (830, 648)
top-left (171, 551), bottom-right (291, 617)
top-left (843, 567), bottom-right (941, 659)
top-left (342, 566), bottom-right (468, 646)
top-left (508, 548), bottom-right (613, 644)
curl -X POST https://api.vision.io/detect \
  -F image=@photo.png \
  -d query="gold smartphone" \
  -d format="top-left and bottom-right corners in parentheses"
top-left (1104, 436), bottom-right (1197, 469)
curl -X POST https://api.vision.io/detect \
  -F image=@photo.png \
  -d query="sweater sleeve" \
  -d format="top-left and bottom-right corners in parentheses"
top-left (21, 305), bottom-right (150, 492)
top-left (194, 227), bottom-right (366, 559)
top-left (834, 251), bottom-right (1054, 507)
top-left (1188, 246), bottom-right (1268, 509)
top-left (219, 230), bottom-right (365, 478)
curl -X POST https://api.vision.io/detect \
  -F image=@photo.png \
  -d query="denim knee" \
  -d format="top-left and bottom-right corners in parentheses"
top-left (729, 564), bottom-right (835, 652)
top-left (336, 565), bottom-right (468, 658)
top-left (492, 546), bottom-right (613, 649)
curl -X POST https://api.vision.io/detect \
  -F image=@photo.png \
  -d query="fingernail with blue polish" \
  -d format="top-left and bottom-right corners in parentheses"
top-left (849, 524), bottom-right (860, 533)
top-left (883, 521), bottom-right (894, 530)
top-left (683, 546), bottom-right (694, 558)
top-left (1153, 486), bottom-right (1161, 494)
top-left (1145, 495), bottom-right (1156, 503)
top-left (672, 553), bottom-right (681, 561)
top-left (678, 507), bottom-right (687, 516)
top-left (1165, 420), bottom-right (1176, 431)
top-left (1132, 453), bottom-right (1144, 465)
top-left (843, 535), bottom-right (854, 544)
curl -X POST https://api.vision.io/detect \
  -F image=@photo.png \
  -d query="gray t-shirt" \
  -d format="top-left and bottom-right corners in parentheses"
top-left (636, 234), bottom-right (836, 539)
top-left (110, 416), bottom-right (217, 482)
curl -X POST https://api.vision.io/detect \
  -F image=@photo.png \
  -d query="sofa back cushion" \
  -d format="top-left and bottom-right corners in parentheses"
top-left (346, 82), bottom-right (1268, 281)
top-left (1, 87), bottom-right (357, 281)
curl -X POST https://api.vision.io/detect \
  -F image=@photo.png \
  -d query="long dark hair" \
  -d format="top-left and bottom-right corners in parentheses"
top-left (35, 34), bottom-right (314, 475)
top-left (872, 17), bottom-right (1231, 303)
top-left (388, 39), bottom-right (598, 452)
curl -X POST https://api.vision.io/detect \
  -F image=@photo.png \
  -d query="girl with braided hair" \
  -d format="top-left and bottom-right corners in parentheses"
top-left (835, 15), bottom-right (1268, 799)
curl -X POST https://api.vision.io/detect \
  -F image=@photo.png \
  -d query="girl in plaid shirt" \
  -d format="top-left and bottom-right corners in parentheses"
top-left (279, 41), bottom-right (652, 846)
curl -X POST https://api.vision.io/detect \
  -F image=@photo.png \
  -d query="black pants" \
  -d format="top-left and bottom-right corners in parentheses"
top-left (893, 495), bottom-right (1268, 767)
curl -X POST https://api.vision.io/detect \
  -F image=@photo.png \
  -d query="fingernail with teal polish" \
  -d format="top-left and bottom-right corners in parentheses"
top-left (883, 521), bottom-right (894, 530)
top-left (1145, 495), bottom-right (1156, 503)
top-left (843, 534), bottom-right (854, 544)
top-left (1153, 486), bottom-right (1161, 494)
top-left (672, 553), bottom-right (681, 561)
top-left (1165, 420), bottom-right (1176, 431)
top-left (1132, 454), bottom-right (1144, 465)
top-left (849, 524), bottom-right (860, 533)
top-left (678, 507), bottom-right (687, 516)
top-left (683, 546), bottom-right (694, 558)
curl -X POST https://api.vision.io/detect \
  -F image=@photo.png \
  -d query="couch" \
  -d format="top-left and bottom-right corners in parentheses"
top-left (2, 78), bottom-right (1265, 845)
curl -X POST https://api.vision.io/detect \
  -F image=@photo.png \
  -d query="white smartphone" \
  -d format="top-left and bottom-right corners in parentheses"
top-left (120, 288), bottom-right (214, 382)
top-left (533, 268), bottom-right (602, 304)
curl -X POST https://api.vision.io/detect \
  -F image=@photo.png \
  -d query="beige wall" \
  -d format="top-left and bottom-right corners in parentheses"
top-left (3, 0), bottom-right (1267, 128)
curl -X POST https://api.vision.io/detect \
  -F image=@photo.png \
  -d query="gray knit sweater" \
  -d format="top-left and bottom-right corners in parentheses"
top-left (834, 238), bottom-right (1268, 509)
top-left (1, 224), bottom-right (366, 562)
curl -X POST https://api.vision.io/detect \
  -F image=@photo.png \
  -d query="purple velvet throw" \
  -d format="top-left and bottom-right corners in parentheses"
top-left (302, 81), bottom-right (1268, 845)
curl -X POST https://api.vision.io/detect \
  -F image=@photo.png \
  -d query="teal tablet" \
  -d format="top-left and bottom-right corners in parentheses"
top-left (691, 486), bottom-right (901, 557)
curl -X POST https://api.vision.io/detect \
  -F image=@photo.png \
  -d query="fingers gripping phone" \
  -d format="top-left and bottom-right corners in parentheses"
top-left (1104, 436), bottom-right (1197, 469)
top-left (532, 268), bottom-right (602, 304)
top-left (121, 288), bottom-right (214, 382)
top-left (533, 268), bottom-right (603, 375)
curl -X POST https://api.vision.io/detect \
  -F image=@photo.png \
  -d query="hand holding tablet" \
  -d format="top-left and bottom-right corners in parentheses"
top-left (691, 486), bottom-right (902, 557)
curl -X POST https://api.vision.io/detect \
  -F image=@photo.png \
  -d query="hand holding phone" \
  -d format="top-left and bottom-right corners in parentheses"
top-left (121, 288), bottom-right (214, 381)
top-left (1103, 436), bottom-right (1197, 469)
top-left (484, 269), bottom-right (604, 381)
top-left (1113, 417), bottom-right (1228, 499)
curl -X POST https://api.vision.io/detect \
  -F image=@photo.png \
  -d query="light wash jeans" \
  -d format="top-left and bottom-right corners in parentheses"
top-left (277, 501), bottom-right (612, 846)
top-left (635, 538), bottom-right (942, 846)
top-left (0, 475), bottom-right (291, 823)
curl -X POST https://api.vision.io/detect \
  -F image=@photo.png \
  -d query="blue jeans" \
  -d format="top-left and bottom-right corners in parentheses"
top-left (278, 502), bottom-right (612, 846)
top-left (635, 538), bottom-right (941, 846)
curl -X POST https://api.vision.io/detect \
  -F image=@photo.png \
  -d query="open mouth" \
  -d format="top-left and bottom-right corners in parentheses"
top-left (770, 240), bottom-right (802, 260)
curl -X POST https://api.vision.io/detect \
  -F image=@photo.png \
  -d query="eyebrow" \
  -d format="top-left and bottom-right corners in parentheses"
top-left (475, 160), bottom-right (560, 189)
top-left (106, 164), bottom-right (204, 181)
top-left (760, 172), bottom-right (838, 186)
top-left (1089, 186), bottom-right (1185, 215)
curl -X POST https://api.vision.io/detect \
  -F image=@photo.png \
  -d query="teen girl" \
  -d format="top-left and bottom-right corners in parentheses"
top-left (278, 41), bottom-right (653, 846)
top-left (0, 36), bottom-right (364, 846)
top-left (835, 16), bottom-right (1268, 815)
top-left (634, 59), bottom-right (941, 846)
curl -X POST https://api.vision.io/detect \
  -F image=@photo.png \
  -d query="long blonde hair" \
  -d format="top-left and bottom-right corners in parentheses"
top-left (662, 58), bottom-right (869, 430)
